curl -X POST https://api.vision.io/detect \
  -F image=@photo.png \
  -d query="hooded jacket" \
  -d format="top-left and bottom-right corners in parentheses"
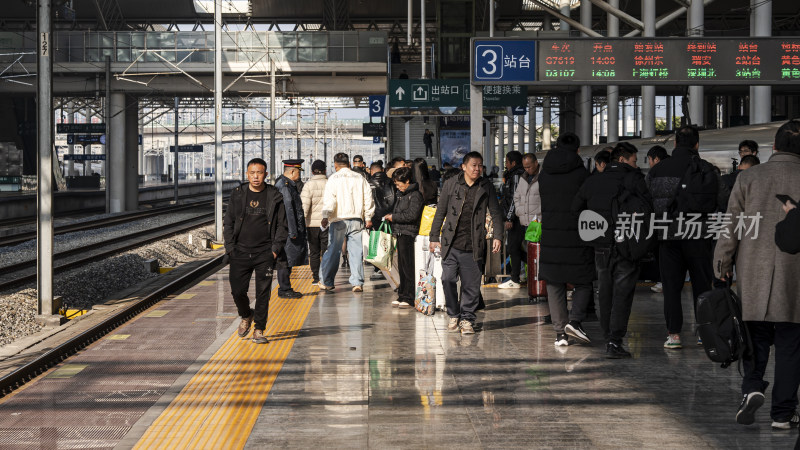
top-left (429, 174), bottom-right (504, 262)
top-left (538, 149), bottom-right (595, 284)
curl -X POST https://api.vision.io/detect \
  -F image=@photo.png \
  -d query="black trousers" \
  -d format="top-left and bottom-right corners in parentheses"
top-left (659, 239), bottom-right (714, 334)
top-left (308, 227), bottom-right (329, 281)
top-left (425, 143), bottom-right (433, 157)
top-left (229, 249), bottom-right (274, 331)
top-left (595, 248), bottom-right (640, 345)
top-left (442, 248), bottom-right (483, 323)
top-left (506, 221), bottom-right (526, 283)
top-left (742, 321), bottom-right (800, 421)
top-left (277, 267), bottom-right (293, 294)
top-left (396, 234), bottom-right (415, 304)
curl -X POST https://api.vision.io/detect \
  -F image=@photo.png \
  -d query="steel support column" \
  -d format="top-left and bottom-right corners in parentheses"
top-left (421, 0), bottom-right (426, 78)
top-left (37, 0), bottom-right (54, 318)
top-left (67, 101), bottom-right (75, 175)
top-left (241, 112), bottom-right (246, 180)
top-left (688, 0), bottom-right (704, 126)
top-left (124, 95), bottom-right (139, 210)
top-left (470, 85), bottom-right (483, 155)
top-left (110, 92), bottom-right (126, 212)
top-left (528, 97), bottom-right (536, 151)
top-left (750, 0), bottom-right (771, 124)
top-left (214, 0), bottom-right (223, 241)
top-left (507, 109), bottom-right (514, 155)
top-left (579, 0), bottom-right (592, 145)
top-left (270, 59), bottom-right (277, 181)
top-left (174, 96), bottom-right (179, 203)
top-left (606, 0), bottom-right (619, 143)
top-left (641, 0), bottom-right (656, 138)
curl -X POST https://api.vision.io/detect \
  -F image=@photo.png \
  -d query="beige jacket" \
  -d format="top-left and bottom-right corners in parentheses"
top-left (713, 151), bottom-right (800, 323)
top-left (301, 174), bottom-right (327, 227)
top-left (321, 167), bottom-right (376, 223)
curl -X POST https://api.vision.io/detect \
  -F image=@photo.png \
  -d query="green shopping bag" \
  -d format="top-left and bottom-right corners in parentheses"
top-left (366, 220), bottom-right (395, 271)
top-left (525, 221), bottom-right (542, 243)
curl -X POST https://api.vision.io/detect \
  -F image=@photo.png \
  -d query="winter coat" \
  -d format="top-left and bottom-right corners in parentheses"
top-left (275, 175), bottom-right (308, 268)
top-left (645, 146), bottom-right (729, 240)
top-left (513, 171), bottom-right (541, 226)
top-left (429, 174), bottom-right (504, 262)
top-left (501, 165), bottom-right (525, 223)
top-left (538, 149), bottom-right (595, 284)
top-left (572, 162), bottom-right (652, 248)
top-left (368, 171), bottom-right (396, 221)
top-left (301, 174), bottom-right (327, 227)
top-left (713, 151), bottom-right (800, 323)
top-left (776, 208), bottom-right (800, 255)
top-left (322, 167), bottom-right (376, 223)
top-left (391, 183), bottom-right (425, 237)
top-left (419, 179), bottom-right (439, 205)
top-left (222, 183), bottom-right (288, 258)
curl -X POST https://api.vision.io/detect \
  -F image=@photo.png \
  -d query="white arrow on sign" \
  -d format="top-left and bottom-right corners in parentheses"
top-left (395, 86), bottom-right (406, 100)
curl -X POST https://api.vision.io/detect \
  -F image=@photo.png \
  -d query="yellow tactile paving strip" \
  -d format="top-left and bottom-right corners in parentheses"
top-left (134, 266), bottom-right (317, 449)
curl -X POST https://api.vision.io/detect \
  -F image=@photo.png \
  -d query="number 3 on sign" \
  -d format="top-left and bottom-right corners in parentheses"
top-left (476, 45), bottom-right (503, 80)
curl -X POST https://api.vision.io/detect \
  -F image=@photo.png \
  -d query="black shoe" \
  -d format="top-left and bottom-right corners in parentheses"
top-left (279, 290), bottom-right (303, 299)
top-left (736, 391), bottom-right (765, 425)
top-left (605, 342), bottom-right (632, 359)
top-left (539, 314), bottom-right (552, 325)
top-left (565, 321), bottom-right (591, 344)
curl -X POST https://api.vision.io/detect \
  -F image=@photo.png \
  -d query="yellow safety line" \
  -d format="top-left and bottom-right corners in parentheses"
top-left (134, 267), bottom-right (317, 449)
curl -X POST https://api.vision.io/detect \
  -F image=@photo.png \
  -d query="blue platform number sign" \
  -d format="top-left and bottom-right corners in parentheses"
top-left (473, 40), bottom-right (536, 83)
top-left (373, 136), bottom-right (381, 144)
top-left (369, 95), bottom-right (387, 118)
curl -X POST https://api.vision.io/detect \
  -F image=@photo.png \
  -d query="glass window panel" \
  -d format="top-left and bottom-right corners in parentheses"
top-left (100, 33), bottom-right (114, 48)
top-left (116, 48), bottom-right (131, 62)
top-left (329, 32), bottom-right (342, 47)
top-left (86, 48), bottom-right (99, 62)
top-left (297, 32), bottom-right (313, 47)
top-left (267, 33), bottom-right (280, 48)
top-left (312, 47), bottom-right (327, 61)
top-left (297, 47), bottom-right (312, 62)
top-left (279, 34), bottom-right (297, 47)
top-left (221, 32), bottom-right (236, 49)
top-left (344, 48), bottom-right (357, 61)
top-left (131, 32), bottom-right (145, 47)
top-left (282, 47), bottom-right (296, 61)
top-left (328, 47), bottom-right (343, 61)
top-left (357, 47), bottom-right (382, 62)
top-left (342, 33), bottom-right (358, 46)
top-left (312, 33), bottom-right (327, 47)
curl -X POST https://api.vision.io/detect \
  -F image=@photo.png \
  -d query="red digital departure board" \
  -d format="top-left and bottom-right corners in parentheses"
top-left (533, 37), bottom-right (800, 85)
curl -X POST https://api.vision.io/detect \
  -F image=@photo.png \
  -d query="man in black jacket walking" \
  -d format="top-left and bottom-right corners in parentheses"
top-left (223, 158), bottom-right (289, 344)
top-left (647, 125), bottom-right (728, 349)
top-left (429, 152), bottom-right (504, 335)
top-left (573, 142), bottom-right (652, 358)
top-left (274, 159), bottom-right (307, 299)
top-left (538, 132), bottom-right (595, 347)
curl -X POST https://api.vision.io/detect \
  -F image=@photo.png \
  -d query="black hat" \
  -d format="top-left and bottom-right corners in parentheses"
top-left (311, 160), bottom-right (326, 172)
top-left (282, 159), bottom-right (304, 170)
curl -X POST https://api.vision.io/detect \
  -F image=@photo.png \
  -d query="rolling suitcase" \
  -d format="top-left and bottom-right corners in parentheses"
top-left (527, 241), bottom-right (546, 302)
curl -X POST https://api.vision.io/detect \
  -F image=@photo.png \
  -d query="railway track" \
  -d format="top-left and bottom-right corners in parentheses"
top-left (0, 212), bottom-right (215, 293)
top-left (0, 254), bottom-right (225, 397)
top-left (0, 200), bottom-right (217, 248)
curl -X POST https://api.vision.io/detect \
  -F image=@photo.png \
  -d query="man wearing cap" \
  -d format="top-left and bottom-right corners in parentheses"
top-left (275, 159), bottom-right (307, 299)
top-left (352, 155), bottom-right (369, 179)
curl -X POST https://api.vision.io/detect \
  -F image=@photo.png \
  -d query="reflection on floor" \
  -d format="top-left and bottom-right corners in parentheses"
top-left (247, 274), bottom-right (798, 449)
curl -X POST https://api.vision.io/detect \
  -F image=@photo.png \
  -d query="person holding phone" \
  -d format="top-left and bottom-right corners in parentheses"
top-left (714, 120), bottom-right (800, 429)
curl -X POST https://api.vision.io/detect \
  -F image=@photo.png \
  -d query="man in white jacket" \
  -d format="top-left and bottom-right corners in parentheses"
top-left (319, 153), bottom-right (376, 292)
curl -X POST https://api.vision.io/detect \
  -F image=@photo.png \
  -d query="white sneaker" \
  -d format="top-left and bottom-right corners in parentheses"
top-left (554, 333), bottom-right (569, 346)
top-left (651, 282), bottom-right (663, 293)
top-left (498, 279), bottom-right (521, 289)
top-left (391, 300), bottom-right (400, 307)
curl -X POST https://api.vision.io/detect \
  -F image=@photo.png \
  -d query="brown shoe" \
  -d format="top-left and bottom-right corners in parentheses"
top-left (352, 285), bottom-right (363, 293)
top-left (252, 329), bottom-right (269, 344)
top-left (237, 313), bottom-right (253, 338)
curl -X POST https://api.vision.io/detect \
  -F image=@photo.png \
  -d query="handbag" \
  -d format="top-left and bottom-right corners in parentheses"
top-left (419, 205), bottom-right (437, 236)
top-left (366, 220), bottom-right (395, 271)
top-left (414, 253), bottom-right (437, 316)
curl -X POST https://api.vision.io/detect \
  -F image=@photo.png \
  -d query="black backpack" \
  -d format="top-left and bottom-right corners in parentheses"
top-left (696, 282), bottom-right (752, 369)
top-left (670, 155), bottom-right (719, 216)
top-left (610, 172), bottom-right (654, 261)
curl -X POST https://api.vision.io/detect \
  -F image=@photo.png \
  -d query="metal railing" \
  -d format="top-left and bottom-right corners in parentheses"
top-left (0, 30), bottom-right (387, 65)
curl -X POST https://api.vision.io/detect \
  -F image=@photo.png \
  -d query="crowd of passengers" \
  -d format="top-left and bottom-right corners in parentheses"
top-left (223, 121), bottom-right (800, 430)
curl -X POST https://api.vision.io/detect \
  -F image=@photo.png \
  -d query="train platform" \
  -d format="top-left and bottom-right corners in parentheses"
top-left (0, 264), bottom-right (796, 449)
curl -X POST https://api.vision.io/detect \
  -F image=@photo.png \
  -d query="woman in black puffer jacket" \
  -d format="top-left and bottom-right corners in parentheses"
top-left (384, 167), bottom-right (424, 308)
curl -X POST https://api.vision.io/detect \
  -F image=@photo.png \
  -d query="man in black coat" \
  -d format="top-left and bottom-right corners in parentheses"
top-left (274, 159), bottom-right (307, 299)
top-left (573, 142), bottom-right (652, 358)
top-left (223, 158), bottom-right (289, 344)
top-left (646, 126), bottom-right (729, 349)
top-left (429, 151), bottom-right (504, 335)
top-left (538, 132), bottom-right (595, 347)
